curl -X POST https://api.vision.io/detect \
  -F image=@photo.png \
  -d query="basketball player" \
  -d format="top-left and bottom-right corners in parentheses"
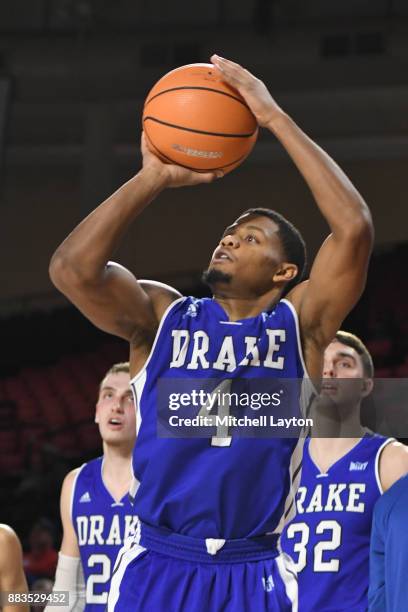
top-left (280, 331), bottom-right (408, 611)
top-left (49, 55), bottom-right (374, 611)
top-left (45, 363), bottom-right (138, 612)
top-left (369, 473), bottom-right (408, 611)
top-left (0, 524), bottom-right (29, 612)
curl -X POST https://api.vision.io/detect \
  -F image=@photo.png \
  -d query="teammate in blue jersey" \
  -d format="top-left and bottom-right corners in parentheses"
top-left (50, 55), bottom-right (374, 611)
top-left (369, 474), bottom-right (408, 611)
top-left (281, 331), bottom-right (408, 611)
top-left (45, 363), bottom-right (138, 612)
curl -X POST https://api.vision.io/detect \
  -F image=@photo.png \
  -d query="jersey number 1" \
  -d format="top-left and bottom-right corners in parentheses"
top-left (197, 379), bottom-right (233, 447)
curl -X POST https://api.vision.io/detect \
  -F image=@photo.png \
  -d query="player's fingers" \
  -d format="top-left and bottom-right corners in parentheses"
top-left (211, 62), bottom-right (240, 88)
top-left (141, 131), bottom-right (154, 156)
top-left (211, 54), bottom-right (242, 71)
top-left (211, 55), bottom-right (252, 80)
top-left (196, 170), bottom-right (224, 184)
top-left (140, 131), bottom-right (147, 151)
top-left (211, 55), bottom-right (252, 88)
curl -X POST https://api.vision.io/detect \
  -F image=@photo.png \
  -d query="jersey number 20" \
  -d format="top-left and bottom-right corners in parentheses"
top-left (86, 554), bottom-right (111, 604)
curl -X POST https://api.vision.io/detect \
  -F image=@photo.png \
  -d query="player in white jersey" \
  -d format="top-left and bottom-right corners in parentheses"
top-left (281, 331), bottom-right (408, 611)
top-left (0, 525), bottom-right (29, 612)
top-left (49, 56), bottom-right (374, 611)
top-left (45, 363), bottom-right (137, 612)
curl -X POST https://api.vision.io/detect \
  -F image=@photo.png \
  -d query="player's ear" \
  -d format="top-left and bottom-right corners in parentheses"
top-left (272, 262), bottom-right (298, 284)
top-left (362, 377), bottom-right (374, 397)
top-left (95, 404), bottom-right (100, 424)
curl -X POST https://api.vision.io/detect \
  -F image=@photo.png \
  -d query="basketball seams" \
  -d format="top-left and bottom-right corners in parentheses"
top-left (144, 86), bottom-right (251, 110)
top-left (143, 126), bottom-right (250, 172)
top-left (143, 116), bottom-right (257, 139)
top-left (142, 63), bottom-right (259, 173)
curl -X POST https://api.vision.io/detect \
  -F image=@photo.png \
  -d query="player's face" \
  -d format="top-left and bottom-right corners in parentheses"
top-left (207, 214), bottom-right (293, 295)
top-left (320, 340), bottom-right (372, 405)
top-left (95, 372), bottom-right (136, 447)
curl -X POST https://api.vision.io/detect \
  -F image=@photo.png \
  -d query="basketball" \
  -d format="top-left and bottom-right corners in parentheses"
top-left (142, 63), bottom-right (259, 174)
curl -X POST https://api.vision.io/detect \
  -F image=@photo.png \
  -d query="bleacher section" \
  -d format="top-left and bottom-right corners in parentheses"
top-left (0, 342), bottom-right (127, 476)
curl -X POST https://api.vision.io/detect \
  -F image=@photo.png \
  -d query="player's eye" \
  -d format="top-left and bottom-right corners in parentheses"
top-left (339, 361), bottom-right (351, 368)
top-left (245, 234), bottom-right (258, 243)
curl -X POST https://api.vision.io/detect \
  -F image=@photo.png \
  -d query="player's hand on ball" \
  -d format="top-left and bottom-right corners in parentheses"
top-left (141, 133), bottom-right (223, 188)
top-left (211, 55), bottom-right (283, 128)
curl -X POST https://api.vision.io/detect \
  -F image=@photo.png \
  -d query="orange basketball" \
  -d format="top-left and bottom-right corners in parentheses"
top-left (142, 63), bottom-right (258, 174)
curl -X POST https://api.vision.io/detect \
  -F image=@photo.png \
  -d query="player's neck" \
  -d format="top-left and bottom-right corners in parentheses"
top-left (309, 436), bottom-right (365, 473)
top-left (310, 397), bottom-right (364, 438)
top-left (212, 290), bottom-right (281, 320)
top-left (102, 443), bottom-right (133, 501)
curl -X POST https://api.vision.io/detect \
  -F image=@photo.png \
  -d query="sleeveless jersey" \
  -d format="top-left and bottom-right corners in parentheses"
top-left (369, 473), bottom-right (408, 612)
top-left (130, 296), bottom-right (314, 539)
top-left (280, 434), bottom-right (392, 612)
top-left (71, 457), bottom-right (138, 611)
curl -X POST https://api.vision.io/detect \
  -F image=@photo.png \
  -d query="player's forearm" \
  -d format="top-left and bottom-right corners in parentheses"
top-left (50, 166), bottom-right (167, 286)
top-left (266, 112), bottom-right (373, 238)
top-left (44, 554), bottom-right (86, 612)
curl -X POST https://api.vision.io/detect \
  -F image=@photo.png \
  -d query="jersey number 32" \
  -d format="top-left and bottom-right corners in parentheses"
top-left (285, 520), bottom-right (341, 573)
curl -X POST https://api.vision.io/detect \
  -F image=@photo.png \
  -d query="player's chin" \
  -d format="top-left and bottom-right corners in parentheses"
top-left (320, 389), bottom-right (338, 398)
top-left (202, 266), bottom-right (233, 287)
top-left (102, 431), bottom-right (127, 444)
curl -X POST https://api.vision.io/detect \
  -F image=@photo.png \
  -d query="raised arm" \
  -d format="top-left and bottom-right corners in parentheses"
top-left (211, 55), bottom-right (373, 375)
top-left (49, 135), bottom-right (220, 347)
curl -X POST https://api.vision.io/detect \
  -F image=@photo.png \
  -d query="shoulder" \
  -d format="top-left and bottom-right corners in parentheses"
top-left (139, 279), bottom-right (183, 321)
top-left (60, 467), bottom-right (85, 527)
top-left (379, 441), bottom-right (408, 492)
top-left (274, 297), bottom-right (299, 320)
top-left (156, 294), bottom-right (206, 322)
top-left (0, 524), bottom-right (19, 547)
top-left (61, 467), bottom-right (83, 501)
top-left (284, 282), bottom-right (308, 316)
top-left (0, 525), bottom-right (22, 567)
top-left (139, 279), bottom-right (182, 301)
top-left (283, 282), bottom-right (328, 380)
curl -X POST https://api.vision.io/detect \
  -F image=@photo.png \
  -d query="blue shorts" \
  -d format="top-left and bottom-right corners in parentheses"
top-left (108, 522), bottom-right (298, 612)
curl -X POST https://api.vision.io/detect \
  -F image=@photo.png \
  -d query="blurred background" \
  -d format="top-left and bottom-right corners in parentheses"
top-left (1, 0), bottom-right (408, 593)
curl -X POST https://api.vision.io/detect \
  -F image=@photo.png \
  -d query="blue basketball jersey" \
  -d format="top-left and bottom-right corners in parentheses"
top-left (71, 457), bottom-right (138, 611)
top-left (130, 296), bottom-right (314, 540)
top-left (280, 435), bottom-right (392, 612)
top-left (369, 473), bottom-right (408, 612)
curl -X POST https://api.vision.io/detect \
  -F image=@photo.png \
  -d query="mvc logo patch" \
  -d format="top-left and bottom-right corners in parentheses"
top-left (349, 461), bottom-right (368, 471)
top-left (262, 575), bottom-right (275, 592)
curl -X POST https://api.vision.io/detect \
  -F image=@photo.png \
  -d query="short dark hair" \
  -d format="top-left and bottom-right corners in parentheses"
top-left (334, 331), bottom-right (374, 378)
top-left (241, 207), bottom-right (307, 295)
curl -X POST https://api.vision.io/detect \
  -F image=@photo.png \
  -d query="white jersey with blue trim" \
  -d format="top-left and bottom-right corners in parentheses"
top-left (71, 457), bottom-right (138, 611)
top-left (280, 434), bottom-right (392, 612)
top-left (130, 296), bottom-right (314, 540)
